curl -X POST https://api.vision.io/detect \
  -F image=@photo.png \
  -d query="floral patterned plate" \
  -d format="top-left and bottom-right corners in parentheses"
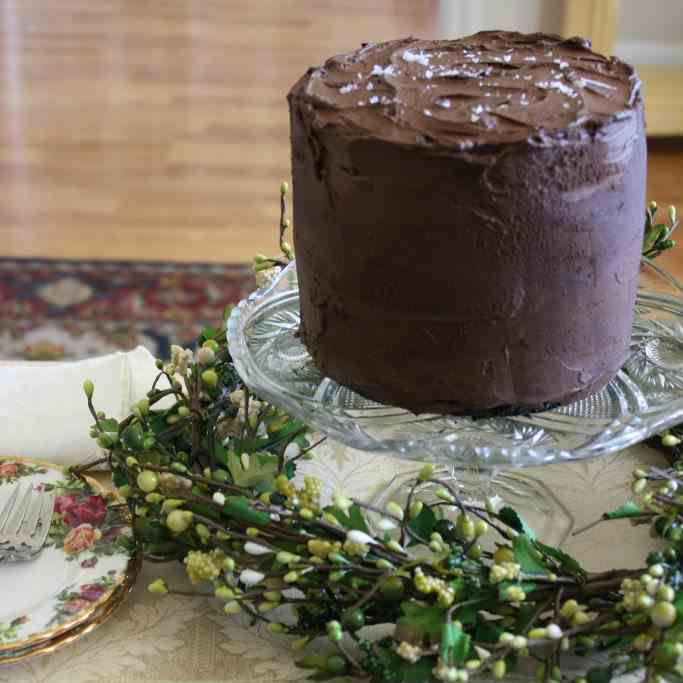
top-left (0, 552), bottom-right (141, 666)
top-left (0, 457), bottom-right (138, 653)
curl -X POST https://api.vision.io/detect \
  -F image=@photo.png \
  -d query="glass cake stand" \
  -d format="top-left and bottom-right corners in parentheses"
top-left (227, 259), bottom-right (683, 544)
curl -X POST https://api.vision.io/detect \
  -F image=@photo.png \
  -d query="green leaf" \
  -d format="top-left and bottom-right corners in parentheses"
top-left (475, 620), bottom-right (504, 644)
top-left (230, 436), bottom-right (272, 453)
top-left (407, 505), bottom-right (436, 540)
top-left (112, 469), bottom-right (129, 488)
top-left (513, 534), bottom-right (549, 574)
top-left (99, 418), bottom-right (119, 435)
top-left (324, 504), bottom-right (369, 534)
top-left (534, 540), bottom-right (586, 578)
top-left (283, 459), bottom-right (297, 480)
top-left (586, 665), bottom-right (617, 683)
top-left (134, 518), bottom-right (170, 544)
top-left (227, 451), bottom-right (279, 492)
top-left (397, 601), bottom-right (447, 642)
top-left (441, 622), bottom-right (471, 665)
top-left (673, 592), bottom-right (683, 622)
top-left (498, 507), bottom-right (536, 539)
top-left (515, 604), bottom-right (537, 633)
top-left (379, 650), bottom-right (434, 683)
top-left (266, 419), bottom-right (307, 444)
top-left (400, 659), bottom-right (435, 683)
top-left (200, 326), bottom-right (217, 341)
top-left (212, 441), bottom-right (229, 466)
top-left (603, 501), bottom-right (643, 520)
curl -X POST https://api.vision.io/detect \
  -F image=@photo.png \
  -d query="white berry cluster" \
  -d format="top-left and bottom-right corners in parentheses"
top-left (165, 344), bottom-right (194, 376)
top-left (498, 632), bottom-right (528, 651)
top-left (559, 599), bottom-right (596, 628)
top-left (184, 550), bottom-right (221, 584)
top-left (504, 585), bottom-right (526, 603)
top-left (433, 661), bottom-right (469, 682)
top-left (618, 565), bottom-right (677, 629)
top-left (229, 389), bottom-right (263, 426)
top-left (489, 561), bottom-right (521, 584)
top-left (413, 567), bottom-right (455, 607)
top-left (395, 641), bottom-right (422, 663)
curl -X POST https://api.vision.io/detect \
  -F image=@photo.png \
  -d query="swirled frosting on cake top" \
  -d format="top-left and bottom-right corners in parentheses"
top-left (300, 31), bottom-right (641, 149)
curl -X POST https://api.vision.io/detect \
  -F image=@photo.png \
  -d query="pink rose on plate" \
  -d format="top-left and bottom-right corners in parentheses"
top-left (59, 495), bottom-right (107, 528)
top-left (63, 523), bottom-right (100, 555)
top-left (80, 583), bottom-right (106, 601)
top-left (62, 598), bottom-right (91, 614)
top-left (54, 494), bottom-right (78, 516)
top-left (0, 463), bottom-right (18, 479)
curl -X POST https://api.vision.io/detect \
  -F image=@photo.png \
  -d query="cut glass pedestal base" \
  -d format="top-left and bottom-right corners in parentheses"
top-left (371, 467), bottom-right (574, 547)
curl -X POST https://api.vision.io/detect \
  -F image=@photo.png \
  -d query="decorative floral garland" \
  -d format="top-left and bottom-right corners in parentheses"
top-left (71, 191), bottom-right (683, 683)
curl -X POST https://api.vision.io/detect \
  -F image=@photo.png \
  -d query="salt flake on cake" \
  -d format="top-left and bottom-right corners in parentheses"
top-left (402, 49), bottom-right (430, 66)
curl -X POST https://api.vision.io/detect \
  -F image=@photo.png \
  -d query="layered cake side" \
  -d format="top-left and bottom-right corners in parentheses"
top-left (288, 31), bottom-right (646, 415)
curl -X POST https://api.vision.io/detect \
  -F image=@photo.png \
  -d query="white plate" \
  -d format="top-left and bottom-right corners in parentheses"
top-left (0, 457), bottom-right (137, 652)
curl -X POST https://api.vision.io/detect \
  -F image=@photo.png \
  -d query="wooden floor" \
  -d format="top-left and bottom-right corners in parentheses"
top-left (1, 1), bottom-right (682, 276)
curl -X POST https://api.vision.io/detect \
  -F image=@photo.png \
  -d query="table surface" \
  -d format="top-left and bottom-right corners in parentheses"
top-left (2, 439), bottom-right (667, 683)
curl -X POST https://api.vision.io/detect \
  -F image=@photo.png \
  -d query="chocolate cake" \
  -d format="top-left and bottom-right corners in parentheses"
top-left (288, 31), bottom-right (646, 415)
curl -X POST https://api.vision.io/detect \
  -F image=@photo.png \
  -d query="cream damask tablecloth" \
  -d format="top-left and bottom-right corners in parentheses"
top-left (4, 440), bottom-right (666, 683)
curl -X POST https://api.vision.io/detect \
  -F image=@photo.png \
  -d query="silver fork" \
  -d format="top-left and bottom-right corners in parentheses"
top-left (0, 485), bottom-right (55, 562)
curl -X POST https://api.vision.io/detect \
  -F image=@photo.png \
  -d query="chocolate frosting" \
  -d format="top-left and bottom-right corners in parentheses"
top-left (288, 32), bottom-right (646, 415)
top-left (300, 32), bottom-right (641, 149)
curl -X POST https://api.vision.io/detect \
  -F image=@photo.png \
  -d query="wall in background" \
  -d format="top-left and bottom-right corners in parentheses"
top-left (614, 0), bottom-right (683, 65)
top-left (436, 0), bottom-right (565, 39)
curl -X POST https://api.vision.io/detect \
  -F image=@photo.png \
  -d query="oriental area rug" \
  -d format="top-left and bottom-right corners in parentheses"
top-left (0, 259), bottom-right (253, 361)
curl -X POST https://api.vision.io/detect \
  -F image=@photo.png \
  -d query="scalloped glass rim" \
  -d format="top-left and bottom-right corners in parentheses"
top-left (227, 259), bottom-right (683, 469)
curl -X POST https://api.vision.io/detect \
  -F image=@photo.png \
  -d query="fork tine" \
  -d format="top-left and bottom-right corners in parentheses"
top-left (4, 485), bottom-right (35, 537)
top-left (31, 493), bottom-right (55, 553)
top-left (21, 491), bottom-right (45, 542)
top-left (0, 485), bottom-right (22, 535)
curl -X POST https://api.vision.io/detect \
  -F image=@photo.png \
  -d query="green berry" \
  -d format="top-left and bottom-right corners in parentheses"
top-left (647, 551), bottom-right (666, 566)
top-left (492, 660), bottom-right (506, 680)
top-left (97, 434), bottom-right (114, 449)
top-left (215, 586), bottom-right (234, 601)
top-left (201, 369), bottom-right (218, 388)
top-left (418, 464), bottom-right (434, 481)
top-left (147, 579), bottom-right (168, 594)
top-left (342, 608), bottom-right (365, 631)
top-left (467, 544), bottom-right (483, 560)
top-left (409, 501), bottom-right (423, 519)
top-left (202, 339), bottom-right (219, 352)
top-left (166, 509), bottom-right (193, 534)
top-left (326, 655), bottom-right (346, 674)
top-left (651, 601), bottom-right (677, 627)
top-left (474, 520), bottom-right (489, 537)
top-left (137, 470), bottom-right (159, 493)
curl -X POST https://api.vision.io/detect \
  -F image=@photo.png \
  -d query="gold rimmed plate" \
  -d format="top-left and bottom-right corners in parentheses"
top-left (0, 457), bottom-right (139, 656)
top-left (0, 551), bottom-right (141, 666)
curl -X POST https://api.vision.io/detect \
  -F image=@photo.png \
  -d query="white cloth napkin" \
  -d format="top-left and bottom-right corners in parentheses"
top-left (0, 346), bottom-right (161, 465)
